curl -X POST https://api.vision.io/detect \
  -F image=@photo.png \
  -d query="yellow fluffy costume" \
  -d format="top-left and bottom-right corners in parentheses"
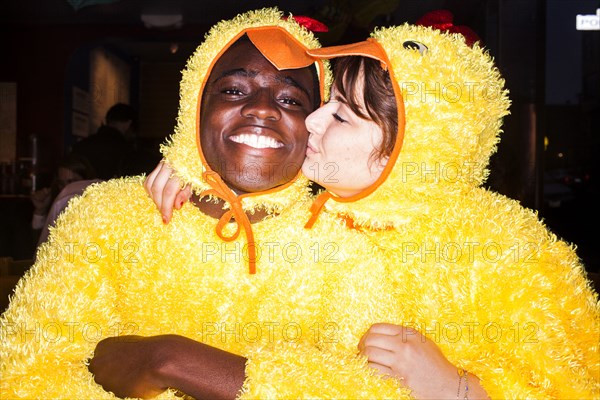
top-left (1, 10), bottom-right (599, 400)
top-left (302, 22), bottom-right (600, 399)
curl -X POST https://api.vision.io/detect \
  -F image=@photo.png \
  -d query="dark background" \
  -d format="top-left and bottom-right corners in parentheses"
top-left (0, 0), bottom-right (598, 273)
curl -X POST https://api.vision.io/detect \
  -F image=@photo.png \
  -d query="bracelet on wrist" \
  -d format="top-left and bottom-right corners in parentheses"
top-left (457, 368), bottom-right (469, 400)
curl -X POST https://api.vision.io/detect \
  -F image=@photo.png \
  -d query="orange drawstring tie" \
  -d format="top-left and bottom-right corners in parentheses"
top-left (304, 191), bottom-right (332, 229)
top-left (201, 171), bottom-right (257, 274)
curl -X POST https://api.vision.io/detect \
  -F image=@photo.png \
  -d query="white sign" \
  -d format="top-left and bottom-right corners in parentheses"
top-left (576, 8), bottom-right (600, 30)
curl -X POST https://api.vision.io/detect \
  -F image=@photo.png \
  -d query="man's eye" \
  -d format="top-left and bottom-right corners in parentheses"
top-left (279, 97), bottom-right (302, 106)
top-left (332, 113), bottom-right (347, 123)
top-left (222, 88), bottom-right (244, 95)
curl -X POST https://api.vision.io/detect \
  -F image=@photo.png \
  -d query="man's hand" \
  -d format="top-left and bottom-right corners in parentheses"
top-left (88, 334), bottom-right (246, 400)
top-left (88, 335), bottom-right (170, 399)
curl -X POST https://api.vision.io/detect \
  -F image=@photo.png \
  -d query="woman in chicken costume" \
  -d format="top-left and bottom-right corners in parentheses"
top-left (2, 7), bottom-right (599, 400)
top-left (298, 13), bottom-right (599, 399)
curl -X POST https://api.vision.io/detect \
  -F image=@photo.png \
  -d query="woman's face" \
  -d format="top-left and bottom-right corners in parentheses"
top-left (301, 78), bottom-right (386, 198)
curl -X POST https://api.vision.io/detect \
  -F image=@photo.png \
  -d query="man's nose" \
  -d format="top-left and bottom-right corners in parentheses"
top-left (241, 89), bottom-right (281, 121)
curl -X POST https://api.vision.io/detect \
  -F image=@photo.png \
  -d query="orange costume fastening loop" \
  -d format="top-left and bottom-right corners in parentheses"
top-left (201, 171), bottom-right (257, 274)
top-left (304, 191), bottom-right (332, 229)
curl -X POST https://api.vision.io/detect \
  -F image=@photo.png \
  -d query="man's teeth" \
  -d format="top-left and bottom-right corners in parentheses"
top-left (230, 134), bottom-right (284, 149)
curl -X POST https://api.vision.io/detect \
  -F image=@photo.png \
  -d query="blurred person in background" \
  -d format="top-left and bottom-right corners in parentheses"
top-left (30, 154), bottom-right (98, 247)
top-left (69, 103), bottom-right (136, 180)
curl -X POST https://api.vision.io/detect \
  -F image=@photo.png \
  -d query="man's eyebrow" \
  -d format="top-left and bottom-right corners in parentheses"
top-left (211, 69), bottom-right (312, 100)
top-left (277, 75), bottom-right (311, 100)
top-left (212, 68), bottom-right (258, 83)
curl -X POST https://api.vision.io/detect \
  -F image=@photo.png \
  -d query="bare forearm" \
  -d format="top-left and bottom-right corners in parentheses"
top-left (157, 335), bottom-right (246, 400)
top-left (89, 334), bottom-right (246, 399)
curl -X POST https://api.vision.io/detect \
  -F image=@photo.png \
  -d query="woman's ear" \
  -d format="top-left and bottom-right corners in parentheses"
top-left (373, 156), bottom-right (389, 174)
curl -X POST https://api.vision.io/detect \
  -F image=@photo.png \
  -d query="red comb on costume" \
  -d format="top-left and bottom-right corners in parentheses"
top-left (416, 9), bottom-right (481, 47)
top-left (284, 15), bottom-right (329, 33)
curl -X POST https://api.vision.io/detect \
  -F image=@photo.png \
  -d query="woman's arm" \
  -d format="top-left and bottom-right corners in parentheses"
top-left (359, 323), bottom-right (490, 400)
top-left (144, 162), bottom-right (191, 224)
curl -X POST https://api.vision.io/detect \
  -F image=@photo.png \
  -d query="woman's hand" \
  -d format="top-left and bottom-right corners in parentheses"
top-left (144, 161), bottom-right (191, 223)
top-left (358, 323), bottom-right (489, 400)
top-left (88, 334), bottom-right (246, 400)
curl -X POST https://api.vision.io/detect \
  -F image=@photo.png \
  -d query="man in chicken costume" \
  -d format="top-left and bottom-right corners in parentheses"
top-left (1, 7), bottom-right (599, 400)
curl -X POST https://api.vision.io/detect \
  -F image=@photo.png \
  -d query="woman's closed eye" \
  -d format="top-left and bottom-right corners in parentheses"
top-left (333, 113), bottom-right (347, 123)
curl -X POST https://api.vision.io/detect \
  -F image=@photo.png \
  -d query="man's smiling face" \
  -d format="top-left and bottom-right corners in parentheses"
top-left (200, 38), bottom-right (317, 194)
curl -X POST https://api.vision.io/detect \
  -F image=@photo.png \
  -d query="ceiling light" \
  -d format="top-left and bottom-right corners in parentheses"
top-left (140, 14), bottom-right (183, 29)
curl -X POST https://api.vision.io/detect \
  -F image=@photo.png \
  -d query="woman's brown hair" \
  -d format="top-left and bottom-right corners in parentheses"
top-left (332, 56), bottom-right (398, 162)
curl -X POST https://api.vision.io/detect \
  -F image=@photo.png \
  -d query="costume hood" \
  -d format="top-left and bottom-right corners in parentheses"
top-left (161, 8), bottom-right (330, 272)
top-left (306, 23), bottom-right (510, 230)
